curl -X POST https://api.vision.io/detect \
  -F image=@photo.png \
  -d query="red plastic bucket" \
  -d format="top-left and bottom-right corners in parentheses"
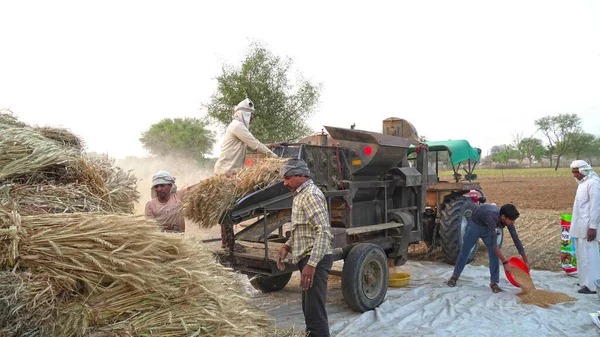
top-left (505, 256), bottom-right (530, 287)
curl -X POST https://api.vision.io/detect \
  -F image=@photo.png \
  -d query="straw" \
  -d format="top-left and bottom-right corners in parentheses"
top-left (184, 157), bottom-right (287, 228)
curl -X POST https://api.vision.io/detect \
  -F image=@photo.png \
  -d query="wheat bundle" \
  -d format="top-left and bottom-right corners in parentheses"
top-left (0, 183), bottom-right (106, 214)
top-left (0, 211), bottom-right (276, 336)
top-left (35, 126), bottom-right (85, 150)
top-left (0, 126), bottom-right (80, 182)
top-left (0, 155), bottom-right (139, 215)
top-left (184, 157), bottom-right (287, 228)
top-left (65, 155), bottom-right (140, 214)
top-left (0, 271), bottom-right (74, 336)
top-left (0, 109), bottom-right (26, 128)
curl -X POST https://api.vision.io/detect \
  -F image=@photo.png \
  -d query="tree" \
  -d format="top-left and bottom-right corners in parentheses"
top-left (520, 137), bottom-right (544, 166)
top-left (203, 42), bottom-right (322, 143)
top-left (140, 118), bottom-right (216, 163)
top-left (534, 113), bottom-right (582, 170)
top-left (569, 132), bottom-right (596, 160)
top-left (511, 131), bottom-right (526, 164)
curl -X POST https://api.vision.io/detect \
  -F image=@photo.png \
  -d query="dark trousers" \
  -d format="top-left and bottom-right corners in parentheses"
top-left (297, 254), bottom-right (333, 337)
top-left (453, 220), bottom-right (500, 284)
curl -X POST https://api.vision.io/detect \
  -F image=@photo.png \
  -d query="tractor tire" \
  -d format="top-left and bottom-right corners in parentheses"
top-left (439, 197), bottom-right (478, 265)
top-left (249, 273), bottom-right (292, 293)
top-left (341, 243), bottom-right (389, 313)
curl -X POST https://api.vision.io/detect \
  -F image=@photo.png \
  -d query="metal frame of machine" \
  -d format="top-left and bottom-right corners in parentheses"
top-left (202, 118), bottom-right (482, 313)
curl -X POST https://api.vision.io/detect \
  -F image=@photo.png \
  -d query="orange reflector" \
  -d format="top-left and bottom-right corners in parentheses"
top-left (364, 146), bottom-right (372, 155)
top-left (245, 159), bottom-right (253, 166)
top-left (352, 159), bottom-right (362, 166)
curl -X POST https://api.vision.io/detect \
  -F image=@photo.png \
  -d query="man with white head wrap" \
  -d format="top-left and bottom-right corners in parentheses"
top-left (213, 98), bottom-right (277, 176)
top-left (145, 171), bottom-right (198, 233)
top-left (569, 159), bottom-right (600, 294)
top-left (214, 98), bottom-right (278, 248)
top-left (276, 158), bottom-right (333, 337)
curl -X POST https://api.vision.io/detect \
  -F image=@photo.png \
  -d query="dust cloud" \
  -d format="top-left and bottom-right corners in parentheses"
top-left (115, 155), bottom-right (214, 214)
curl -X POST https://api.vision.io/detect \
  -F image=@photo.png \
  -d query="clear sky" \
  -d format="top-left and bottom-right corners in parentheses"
top-left (1, 0), bottom-right (599, 159)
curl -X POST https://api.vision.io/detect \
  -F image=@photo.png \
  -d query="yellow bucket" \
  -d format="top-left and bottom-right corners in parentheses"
top-left (388, 272), bottom-right (411, 288)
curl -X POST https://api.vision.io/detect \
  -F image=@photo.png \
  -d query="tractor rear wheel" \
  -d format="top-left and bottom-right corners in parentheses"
top-left (342, 243), bottom-right (389, 313)
top-left (439, 197), bottom-right (478, 265)
top-left (249, 273), bottom-right (292, 293)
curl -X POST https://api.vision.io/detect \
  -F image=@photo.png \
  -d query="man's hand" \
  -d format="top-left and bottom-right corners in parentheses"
top-left (300, 264), bottom-right (316, 291)
top-left (521, 253), bottom-right (530, 271)
top-left (587, 228), bottom-right (597, 242)
top-left (503, 263), bottom-right (512, 275)
top-left (276, 245), bottom-right (289, 271)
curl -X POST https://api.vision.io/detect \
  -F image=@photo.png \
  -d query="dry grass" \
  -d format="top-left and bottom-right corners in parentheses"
top-left (0, 125), bottom-right (80, 182)
top-left (35, 126), bottom-right (84, 150)
top-left (184, 157), bottom-right (287, 228)
top-left (0, 210), bottom-right (276, 336)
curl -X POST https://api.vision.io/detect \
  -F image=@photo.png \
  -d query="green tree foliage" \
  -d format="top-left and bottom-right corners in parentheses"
top-left (489, 144), bottom-right (515, 164)
top-left (588, 138), bottom-right (600, 166)
top-left (534, 113), bottom-right (582, 170)
top-left (512, 131), bottom-right (526, 164)
top-left (140, 118), bottom-right (216, 163)
top-left (569, 132), bottom-right (596, 160)
top-left (204, 42), bottom-right (322, 143)
top-left (520, 137), bottom-right (545, 166)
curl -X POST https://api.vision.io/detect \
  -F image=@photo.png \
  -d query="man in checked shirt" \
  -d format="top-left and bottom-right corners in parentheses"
top-left (276, 158), bottom-right (334, 337)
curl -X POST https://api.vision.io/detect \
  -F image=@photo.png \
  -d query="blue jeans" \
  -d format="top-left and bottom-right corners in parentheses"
top-left (452, 220), bottom-right (500, 284)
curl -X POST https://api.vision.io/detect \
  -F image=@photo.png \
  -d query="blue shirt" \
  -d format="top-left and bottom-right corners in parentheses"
top-left (471, 204), bottom-right (525, 254)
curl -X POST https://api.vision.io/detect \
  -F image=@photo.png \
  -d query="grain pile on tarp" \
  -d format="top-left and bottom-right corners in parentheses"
top-left (512, 268), bottom-right (577, 308)
top-left (0, 110), bottom-right (139, 214)
top-left (184, 157), bottom-right (288, 228)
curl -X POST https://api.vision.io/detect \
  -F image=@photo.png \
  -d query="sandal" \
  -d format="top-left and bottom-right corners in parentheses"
top-left (577, 286), bottom-right (597, 294)
top-left (447, 276), bottom-right (458, 287)
top-left (490, 283), bottom-right (502, 293)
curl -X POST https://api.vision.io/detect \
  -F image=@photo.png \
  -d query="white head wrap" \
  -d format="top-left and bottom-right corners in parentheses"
top-left (233, 98), bottom-right (255, 128)
top-left (570, 160), bottom-right (599, 181)
top-left (152, 171), bottom-right (176, 187)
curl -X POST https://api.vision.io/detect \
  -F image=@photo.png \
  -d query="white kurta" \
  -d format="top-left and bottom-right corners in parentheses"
top-left (214, 119), bottom-right (276, 175)
top-left (571, 174), bottom-right (600, 290)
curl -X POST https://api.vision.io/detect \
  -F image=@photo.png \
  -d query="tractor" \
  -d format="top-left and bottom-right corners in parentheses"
top-left (202, 117), bottom-right (486, 313)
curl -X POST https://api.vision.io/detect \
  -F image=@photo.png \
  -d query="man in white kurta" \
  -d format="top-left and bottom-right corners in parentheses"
top-left (569, 160), bottom-right (600, 294)
top-left (214, 98), bottom-right (277, 176)
top-left (213, 98), bottom-right (277, 248)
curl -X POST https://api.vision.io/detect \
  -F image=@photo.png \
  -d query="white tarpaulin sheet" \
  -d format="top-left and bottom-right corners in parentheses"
top-left (252, 261), bottom-right (600, 337)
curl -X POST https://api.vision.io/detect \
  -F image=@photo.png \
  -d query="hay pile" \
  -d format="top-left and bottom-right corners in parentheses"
top-left (0, 112), bottom-right (306, 336)
top-left (513, 268), bottom-right (577, 308)
top-left (0, 211), bottom-right (279, 336)
top-left (0, 110), bottom-right (139, 214)
top-left (184, 157), bottom-right (288, 228)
